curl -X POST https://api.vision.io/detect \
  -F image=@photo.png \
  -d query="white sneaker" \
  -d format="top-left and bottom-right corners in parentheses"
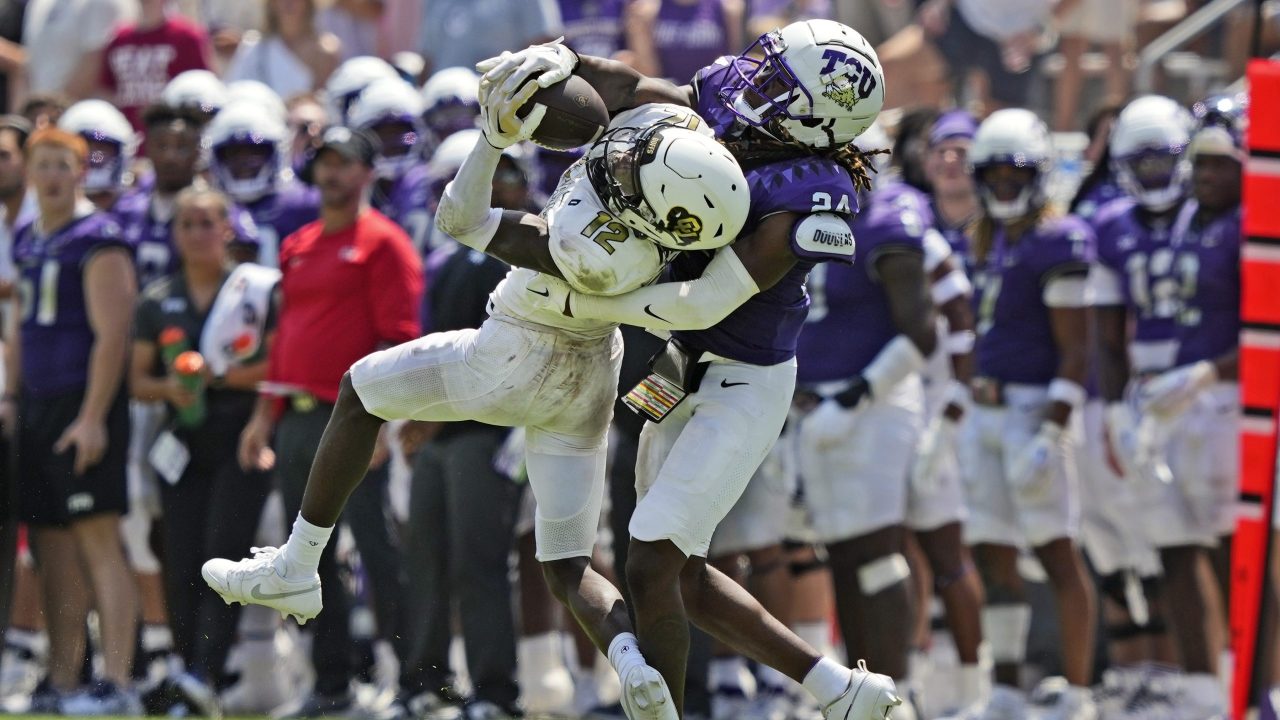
top-left (202, 547), bottom-right (322, 624)
top-left (0, 640), bottom-right (44, 698)
top-left (940, 685), bottom-right (1027, 720)
top-left (1033, 684), bottom-right (1097, 720)
top-left (519, 664), bottom-right (574, 714)
top-left (821, 660), bottom-right (901, 720)
top-left (619, 664), bottom-right (678, 720)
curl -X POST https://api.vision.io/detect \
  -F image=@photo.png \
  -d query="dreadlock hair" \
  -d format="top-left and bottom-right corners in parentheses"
top-left (717, 120), bottom-right (888, 194)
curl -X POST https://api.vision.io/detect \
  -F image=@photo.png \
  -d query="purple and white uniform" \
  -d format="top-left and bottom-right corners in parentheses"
top-left (373, 164), bottom-right (432, 255)
top-left (1090, 197), bottom-right (1181, 373)
top-left (1170, 200), bottom-right (1239, 366)
top-left (14, 212), bottom-right (131, 397)
top-left (113, 189), bottom-right (262, 289)
top-left (243, 181), bottom-right (320, 268)
top-left (1072, 176), bottom-right (1126, 222)
top-left (653, 0), bottom-right (732, 84)
top-left (962, 215), bottom-right (1095, 548)
top-left (558, 0), bottom-right (626, 58)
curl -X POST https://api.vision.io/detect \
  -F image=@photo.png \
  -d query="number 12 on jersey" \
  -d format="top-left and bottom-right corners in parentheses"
top-left (581, 211), bottom-right (628, 255)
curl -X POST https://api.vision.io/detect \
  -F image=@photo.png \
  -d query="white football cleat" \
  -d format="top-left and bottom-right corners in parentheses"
top-left (822, 660), bottom-right (902, 720)
top-left (202, 546), bottom-right (322, 624)
top-left (619, 664), bottom-right (678, 720)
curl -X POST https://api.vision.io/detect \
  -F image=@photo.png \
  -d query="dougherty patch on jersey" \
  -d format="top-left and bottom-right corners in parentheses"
top-left (790, 212), bottom-right (856, 262)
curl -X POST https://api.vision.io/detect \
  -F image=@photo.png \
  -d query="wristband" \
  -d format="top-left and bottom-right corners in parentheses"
top-left (944, 329), bottom-right (976, 355)
top-left (1048, 378), bottom-right (1086, 406)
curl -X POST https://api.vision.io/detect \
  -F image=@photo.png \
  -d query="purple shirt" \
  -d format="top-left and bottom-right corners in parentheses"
top-left (1073, 177), bottom-right (1126, 222)
top-left (244, 181), bottom-right (320, 267)
top-left (1092, 197), bottom-right (1180, 344)
top-left (970, 215), bottom-right (1095, 385)
top-left (113, 189), bottom-right (262, 288)
top-left (14, 212), bottom-right (132, 398)
top-left (654, 0), bottom-right (730, 84)
top-left (559, 0), bottom-right (626, 58)
top-left (797, 184), bottom-right (929, 383)
top-left (1171, 200), bottom-right (1240, 366)
top-left (373, 164), bottom-right (432, 256)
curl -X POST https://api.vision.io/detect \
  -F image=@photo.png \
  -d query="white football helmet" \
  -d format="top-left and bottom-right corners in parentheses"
top-left (969, 109), bottom-right (1053, 220)
top-left (1109, 95), bottom-right (1192, 212)
top-left (58, 99), bottom-right (136, 193)
top-left (347, 78), bottom-right (428, 180)
top-left (206, 101), bottom-right (288, 203)
top-left (226, 80), bottom-right (288, 124)
top-left (420, 67), bottom-right (481, 143)
top-left (162, 70), bottom-right (229, 116)
top-left (720, 19), bottom-right (884, 149)
top-left (586, 124), bottom-right (749, 251)
top-left (326, 56), bottom-right (400, 122)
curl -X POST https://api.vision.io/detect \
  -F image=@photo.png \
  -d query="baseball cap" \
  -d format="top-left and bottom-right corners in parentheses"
top-left (314, 125), bottom-right (380, 166)
top-left (929, 110), bottom-right (978, 147)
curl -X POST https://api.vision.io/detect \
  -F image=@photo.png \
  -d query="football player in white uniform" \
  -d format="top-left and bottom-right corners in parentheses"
top-left (204, 99), bottom-right (749, 720)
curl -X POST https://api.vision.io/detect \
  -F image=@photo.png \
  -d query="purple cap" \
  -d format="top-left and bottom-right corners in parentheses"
top-left (929, 110), bottom-right (978, 146)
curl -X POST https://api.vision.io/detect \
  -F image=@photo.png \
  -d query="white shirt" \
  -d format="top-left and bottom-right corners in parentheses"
top-left (956, 0), bottom-right (1056, 40)
top-left (224, 31), bottom-right (315, 100)
top-left (23, 0), bottom-right (136, 94)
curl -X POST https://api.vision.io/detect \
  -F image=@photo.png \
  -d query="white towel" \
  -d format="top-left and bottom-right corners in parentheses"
top-left (200, 263), bottom-right (280, 377)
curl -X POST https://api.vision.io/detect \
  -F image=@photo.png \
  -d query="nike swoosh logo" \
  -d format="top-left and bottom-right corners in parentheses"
top-left (721, 379), bottom-right (748, 388)
top-left (251, 582), bottom-right (320, 601)
top-left (528, 287), bottom-right (550, 297)
top-left (644, 304), bottom-right (669, 323)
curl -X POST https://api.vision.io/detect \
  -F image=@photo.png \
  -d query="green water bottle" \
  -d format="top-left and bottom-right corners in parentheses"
top-left (171, 351), bottom-right (207, 428)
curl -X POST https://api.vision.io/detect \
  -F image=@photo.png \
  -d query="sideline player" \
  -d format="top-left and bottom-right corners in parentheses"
top-left (205, 100), bottom-right (750, 720)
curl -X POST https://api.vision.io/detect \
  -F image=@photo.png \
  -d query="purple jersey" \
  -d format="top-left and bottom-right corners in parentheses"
top-left (244, 181), bottom-right (320, 267)
top-left (797, 184), bottom-right (929, 383)
top-left (14, 212), bottom-right (131, 398)
top-left (1171, 200), bottom-right (1240, 366)
top-left (114, 189), bottom-right (262, 288)
top-left (654, 0), bottom-right (730, 84)
top-left (373, 165), bottom-right (432, 255)
top-left (558, 0), bottom-right (626, 58)
top-left (970, 215), bottom-right (1095, 385)
top-left (1072, 176), bottom-right (1125, 222)
top-left (1092, 197), bottom-right (1180, 345)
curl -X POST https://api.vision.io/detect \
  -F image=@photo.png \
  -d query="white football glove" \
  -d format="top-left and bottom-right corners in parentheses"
top-left (476, 38), bottom-right (578, 106)
top-left (1007, 421), bottom-right (1063, 502)
top-left (1138, 360), bottom-right (1216, 419)
top-left (910, 414), bottom-right (957, 495)
top-left (1103, 401), bottom-right (1139, 479)
top-left (479, 94), bottom-right (545, 150)
top-left (1133, 414), bottom-right (1174, 484)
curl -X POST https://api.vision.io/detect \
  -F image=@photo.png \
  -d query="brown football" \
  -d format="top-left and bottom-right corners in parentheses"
top-left (515, 74), bottom-right (610, 151)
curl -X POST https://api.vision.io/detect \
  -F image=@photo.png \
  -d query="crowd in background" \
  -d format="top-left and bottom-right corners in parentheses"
top-left (0, 1), bottom-right (1274, 720)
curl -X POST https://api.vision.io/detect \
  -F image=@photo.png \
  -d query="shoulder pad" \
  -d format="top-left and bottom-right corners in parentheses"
top-left (790, 212), bottom-right (856, 264)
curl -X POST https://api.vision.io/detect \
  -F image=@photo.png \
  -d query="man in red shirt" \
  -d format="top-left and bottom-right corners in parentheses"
top-left (234, 126), bottom-right (423, 717)
top-left (98, 0), bottom-right (212, 132)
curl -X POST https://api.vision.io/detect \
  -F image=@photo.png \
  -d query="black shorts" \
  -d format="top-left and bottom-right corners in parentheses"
top-left (16, 389), bottom-right (129, 526)
top-left (935, 3), bottom-right (1036, 106)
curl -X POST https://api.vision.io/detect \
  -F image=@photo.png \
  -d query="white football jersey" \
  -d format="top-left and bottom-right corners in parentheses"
top-left (489, 103), bottom-right (710, 335)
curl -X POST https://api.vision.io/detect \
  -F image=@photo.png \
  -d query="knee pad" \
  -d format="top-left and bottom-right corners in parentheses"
top-left (526, 449), bottom-right (605, 562)
top-left (121, 508), bottom-right (161, 573)
top-left (858, 553), bottom-right (910, 595)
top-left (980, 604), bottom-right (1031, 664)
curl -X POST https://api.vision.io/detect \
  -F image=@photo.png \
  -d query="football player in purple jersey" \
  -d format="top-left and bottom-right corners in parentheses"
top-left (8, 129), bottom-right (139, 714)
top-left (1127, 100), bottom-right (1245, 720)
top-left (206, 101), bottom-right (320, 268)
top-left (956, 109), bottom-right (1099, 720)
top-left (479, 19), bottom-right (903, 720)
top-left (1088, 96), bottom-right (1194, 691)
top-left (56, 100), bottom-right (137, 212)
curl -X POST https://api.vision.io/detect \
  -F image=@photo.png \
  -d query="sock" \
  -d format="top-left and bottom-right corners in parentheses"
top-left (141, 624), bottom-right (173, 654)
top-left (281, 513), bottom-right (333, 577)
top-left (802, 656), bottom-right (851, 708)
top-left (4, 627), bottom-right (47, 655)
top-left (957, 663), bottom-right (985, 709)
top-left (757, 664), bottom-right (791, 693)
top-left (709, 656), bottom-right (749, 690)
top-left (608, 632), bottom-right (645, 679)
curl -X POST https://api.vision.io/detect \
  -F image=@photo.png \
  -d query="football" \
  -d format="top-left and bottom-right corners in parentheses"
top-left (515, 74), bottom-right (610, 151)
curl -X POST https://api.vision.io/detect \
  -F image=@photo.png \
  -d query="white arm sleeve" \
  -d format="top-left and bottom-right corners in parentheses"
top-left (571, 247), bottom-right (760, 330)
top-left (1043, 275), bottom-right (1092, 308)
top-left (434, 140), bottom-right (503, 250)
top-left (1087, 263), bottom-right (1124, 306)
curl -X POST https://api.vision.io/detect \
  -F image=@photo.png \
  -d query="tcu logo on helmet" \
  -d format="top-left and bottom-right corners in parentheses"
top-left (818, 49), bottom-right (877, 111)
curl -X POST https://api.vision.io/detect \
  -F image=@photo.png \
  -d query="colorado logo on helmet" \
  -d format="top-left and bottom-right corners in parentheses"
top-left (665, 207), bottom-right (703, 244)
top-left (818, 49), bottom-right (877, 111)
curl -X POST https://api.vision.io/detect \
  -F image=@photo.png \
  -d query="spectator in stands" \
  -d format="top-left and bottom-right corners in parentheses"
top-left (286, 93), bottom-right (329, 174)
top-left (171, 0), bottom-right (266, 67)
top-left (625, 0), bottom-right (744, 84)
top-left (318, 0), bottom-right (383, 60)
top-left (557, 0), bottom-right (628, 59)
top-left (9, 128), bottom-right (138, 713)
top-left (128, 187), bottom-right (276, 715)
top-left (0, 115), bottom-right (32, 299)
top-left (21, 0), bottom-right (136, 100)
top-left (99, 0), bottom-right (214, 133)
top-left (19, 94), bottom-right (68, 130)
top-left (235, 126), bottom-right (422, 718)
top-left (829, 0), bottom-right (912, 47)
top-left (1053, 0), bottom-right (1135, 130)
top-left (417, 0), bottom-right (561, 77)
top-left (224, 0), bottom-right (342, 101)
top-left (0, 0), bottom-right (27, 115)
